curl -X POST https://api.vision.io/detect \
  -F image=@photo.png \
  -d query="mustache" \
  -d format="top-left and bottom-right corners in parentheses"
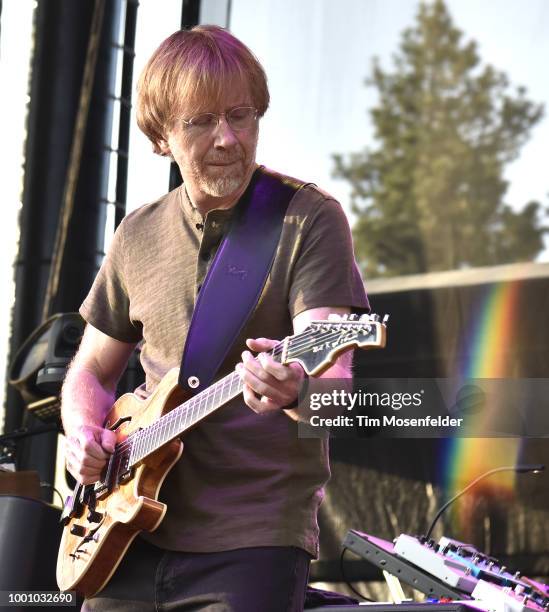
top-left (205, 157), bottom-right (243, 164)
top-left (204, 151), bottom-right (244, 164)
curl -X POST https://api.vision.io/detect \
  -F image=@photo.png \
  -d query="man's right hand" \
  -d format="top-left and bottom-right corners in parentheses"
top-left (61, 324), bottom-right (137, 484)
top-left (65, 425), bottom-right (117, 484)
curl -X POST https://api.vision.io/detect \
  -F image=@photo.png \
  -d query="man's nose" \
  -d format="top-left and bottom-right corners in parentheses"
top-left (213, 116), bottom-right (238, 147)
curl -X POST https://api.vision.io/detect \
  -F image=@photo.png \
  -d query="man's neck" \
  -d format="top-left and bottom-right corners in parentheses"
top-left (187, 189), bottom-right (242, 216)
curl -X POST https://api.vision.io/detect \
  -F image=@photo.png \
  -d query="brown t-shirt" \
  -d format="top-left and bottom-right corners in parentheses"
top-left (80, 167), bottom-right (369, 557)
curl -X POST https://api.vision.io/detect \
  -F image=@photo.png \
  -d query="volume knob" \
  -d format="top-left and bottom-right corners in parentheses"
top-left (70, 524), bottom-right (86, 536)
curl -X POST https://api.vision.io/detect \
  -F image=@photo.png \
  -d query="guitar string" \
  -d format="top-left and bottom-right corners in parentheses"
top-left (113, 324), bottom-right (355, 453)
top-left (113, 326), bottom-right (374, 466)
top-left (113, 322), bottom-right (377, 459)
top-left (111, 349), bottom-right (320, 461)
top-left (113, 323), bottom-right (376, 461)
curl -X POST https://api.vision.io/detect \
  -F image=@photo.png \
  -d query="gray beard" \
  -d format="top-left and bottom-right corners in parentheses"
top-left (193, 135), bottom-right (258, 198)
top-left (199, 173), bottom-right (244, 197)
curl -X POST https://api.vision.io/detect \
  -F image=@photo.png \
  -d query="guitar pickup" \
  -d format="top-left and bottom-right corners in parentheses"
top-left (94, 483), bottom-right (109, 500)
top-left (118, 467), bottom-right (133, 483)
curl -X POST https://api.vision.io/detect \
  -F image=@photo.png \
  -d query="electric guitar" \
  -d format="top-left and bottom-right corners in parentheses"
top-left (56, 313), bottom-right (388, 596)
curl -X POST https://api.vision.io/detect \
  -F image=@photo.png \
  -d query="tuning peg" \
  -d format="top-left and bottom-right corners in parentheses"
top-left (382, 314), bottom-right (389, 324)
top-left (349, 314), bottom-right (359, 321)
top-left (328, 314), bottom-right (341, 321)
top-left (341, 314), bottom-right (349, 320)
top-left (359, 314), bottom-right (371, 321)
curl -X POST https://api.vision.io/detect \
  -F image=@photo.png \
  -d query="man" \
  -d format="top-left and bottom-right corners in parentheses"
top-left (62, 25), bottom-right (369, 611)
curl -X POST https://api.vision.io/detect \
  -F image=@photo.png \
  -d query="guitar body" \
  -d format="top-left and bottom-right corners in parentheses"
top-left (56, 368), bottom-right (186, 597)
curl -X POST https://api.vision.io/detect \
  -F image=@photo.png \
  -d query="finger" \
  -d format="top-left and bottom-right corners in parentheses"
top-left (257, 352), bottom-right (298, 382)
top-left (242, 383), bottom-right (262, 413)
top-left (64, 437), bottom-right (98, 467)
top-left (101, 429), bottom-right (117, 453)
top-left (242, 367), bottom-right (293, 405)
top-left (245, 337), bottom-right (278, 352)
top-left (242, 350), bottom-right (299, 390)
top-left (241, 351), bottom-right (274, 384)
top-left (242, 383), bottom-right (283, 413)
top-left (71, 469), bottom-right (102, 485)
top-left (66, 445), bottom-right (107, 471)
top-left (65, 456), bottom-right (104, 484)
top-left (76, 431), bottom-right (111, 461)
top-left (80, 438), bottom-right (110, 462)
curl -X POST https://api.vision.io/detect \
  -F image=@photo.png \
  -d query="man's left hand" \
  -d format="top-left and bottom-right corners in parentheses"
top-left (236, 337), bottom-right (305, 414)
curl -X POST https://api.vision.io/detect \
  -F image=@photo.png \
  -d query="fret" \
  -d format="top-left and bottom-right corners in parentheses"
top-left (139, 428), bottom-right (148, 462)
top-left (137, 427), bottom-right (146, 462)
top-left (139, 430), bottom-right (146, 462)
top-left (160, 417), bottom-right (169, 446)
top-left (156, 419), bottom-right (165, 449)
top-left (167, 414), bottom-right (176, 441)
top-left (152, 420), bottom-right (160, 453)
top-left (129, 434), bottom-right (136, 464)
top-left (206, 385), bottom-right (216, 415)
top-left (132, 430), bottom-right (142, 464)
top-left (212, 383), bottom-right (220, 412)
top-left (180, 402), bottom-right (188, 430)
top-left (188, 396), bottom-right (198, 426)
top-left (156, 420), bottom-right (165, 450)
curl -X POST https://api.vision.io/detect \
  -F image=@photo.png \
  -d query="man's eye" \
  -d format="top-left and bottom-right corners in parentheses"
top-left (191, 114), bottom-right (216, 127)
top-left (230, 108), bottom-right (249, 121)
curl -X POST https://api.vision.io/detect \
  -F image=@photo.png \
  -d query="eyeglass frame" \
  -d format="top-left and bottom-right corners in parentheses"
top-left (181, 106), bottom-right (259, 133)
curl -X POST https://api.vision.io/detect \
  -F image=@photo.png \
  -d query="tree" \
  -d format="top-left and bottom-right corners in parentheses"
top-left (334, 0), bottom-right (546, 277)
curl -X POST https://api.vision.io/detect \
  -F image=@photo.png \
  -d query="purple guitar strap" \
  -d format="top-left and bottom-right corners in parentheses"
top-left (179, 167), bottom-right (310, 393)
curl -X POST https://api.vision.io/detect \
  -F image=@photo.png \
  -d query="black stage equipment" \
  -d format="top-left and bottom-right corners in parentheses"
top-left (0, 496), bottom-right (62, 591)
top-left (9, 313), bottom-right (84, 422)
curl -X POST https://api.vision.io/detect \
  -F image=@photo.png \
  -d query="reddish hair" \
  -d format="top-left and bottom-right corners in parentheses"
top-left (136, 25), bottom-right (269, 153)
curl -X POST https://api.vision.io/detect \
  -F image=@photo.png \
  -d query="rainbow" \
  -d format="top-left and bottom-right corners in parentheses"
top-left (441, 279), bottom-right (522, 537)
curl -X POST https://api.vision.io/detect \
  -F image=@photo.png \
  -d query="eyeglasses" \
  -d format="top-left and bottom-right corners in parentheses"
top-left (181, 106), bottom-right (259, 134)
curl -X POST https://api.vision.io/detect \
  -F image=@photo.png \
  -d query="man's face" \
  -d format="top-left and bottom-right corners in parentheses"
top-left (160, 85), bottom-right (259, 202)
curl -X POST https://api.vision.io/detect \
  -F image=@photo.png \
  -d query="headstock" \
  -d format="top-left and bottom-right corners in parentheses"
top-left (284, 313), bottom-right (388, 376)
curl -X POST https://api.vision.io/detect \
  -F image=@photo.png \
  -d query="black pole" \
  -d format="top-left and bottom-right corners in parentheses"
top-left (114, 0), bottom-right (139, 229)
top-left (6, 0), bottom-right (123, 495)
top-left (168, 0), bottom-right (201, 191)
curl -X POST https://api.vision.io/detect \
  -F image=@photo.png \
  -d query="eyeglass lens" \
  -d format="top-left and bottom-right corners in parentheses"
top-left (188, 107), bottom-right (257, 131)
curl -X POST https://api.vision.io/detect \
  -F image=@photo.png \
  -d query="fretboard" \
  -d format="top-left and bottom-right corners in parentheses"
top-left (128, 370), bottom-right (244, 466)
top-left (123, 318), bottom-right (375, 467)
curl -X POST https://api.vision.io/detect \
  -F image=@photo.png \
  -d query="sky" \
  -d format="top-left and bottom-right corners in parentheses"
top-left (123, 0), bottom-right (549, 247)
top-left (1, 0), bottom-right (549, 416)
top-left (229, 0), bottom-right (549, 227)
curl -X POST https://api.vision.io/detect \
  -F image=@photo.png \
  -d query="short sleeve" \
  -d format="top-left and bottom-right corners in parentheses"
top-left (289, 197), bottom-right (370, 317)
top-left (79, 220), bottom-right (143, 343)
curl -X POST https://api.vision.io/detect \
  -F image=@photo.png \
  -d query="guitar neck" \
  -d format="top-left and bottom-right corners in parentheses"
top-left (126, 315), bottom-right (386, 467)
top-left (128, 370), bottom-right (245, 466)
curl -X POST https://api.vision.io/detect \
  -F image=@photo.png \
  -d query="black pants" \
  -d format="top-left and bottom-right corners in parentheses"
top-left (83, 537), bottom-right (311, 612)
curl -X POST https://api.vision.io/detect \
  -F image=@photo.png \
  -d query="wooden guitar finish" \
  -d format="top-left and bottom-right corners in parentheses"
top-left (57, 369), bottom-right (186, 597)
top-left (56, 315), bottom-right (387, 597)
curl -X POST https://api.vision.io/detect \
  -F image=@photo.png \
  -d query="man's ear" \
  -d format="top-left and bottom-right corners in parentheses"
top-left (156, 138), bottom-right (172, 157)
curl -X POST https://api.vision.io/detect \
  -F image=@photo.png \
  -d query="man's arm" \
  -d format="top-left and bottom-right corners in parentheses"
top-left (61, 324), bottom-right (136, 484)
top-left (238, 306), bottom-right (352, 418)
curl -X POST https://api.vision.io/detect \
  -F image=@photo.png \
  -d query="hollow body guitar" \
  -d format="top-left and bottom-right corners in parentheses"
top-left (57, 314), bottom-right (387, 597)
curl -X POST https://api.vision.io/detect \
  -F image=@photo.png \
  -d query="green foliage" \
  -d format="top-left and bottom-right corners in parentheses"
top-left (334, 0), bottom-right (546, 277)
